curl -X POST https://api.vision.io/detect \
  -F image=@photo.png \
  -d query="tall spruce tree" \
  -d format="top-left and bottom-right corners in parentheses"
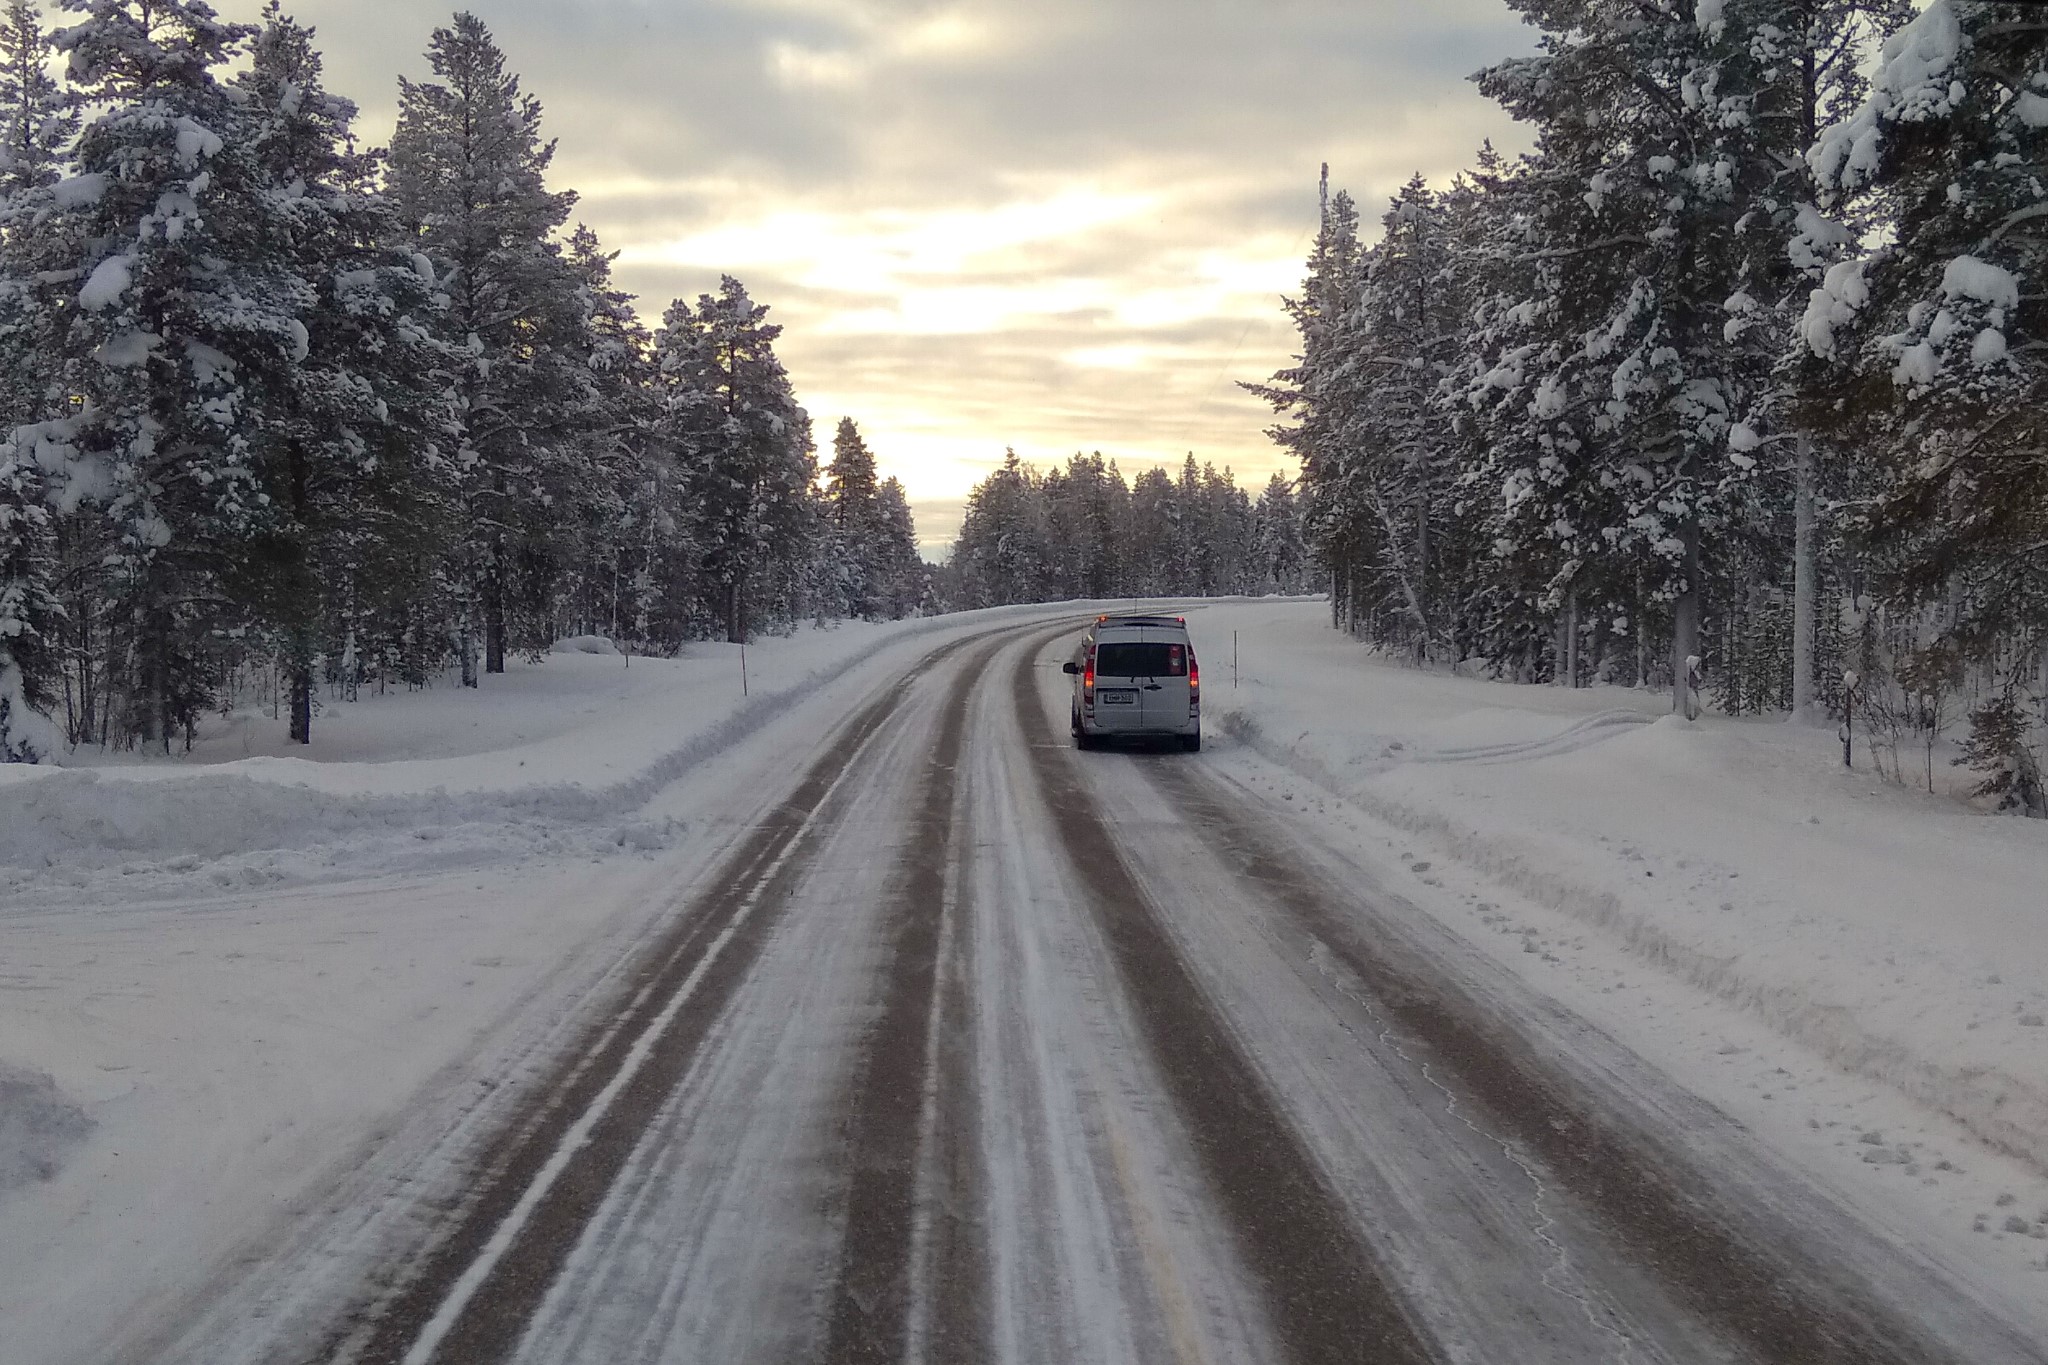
top-left (387, 11), bottom-right (583, 681)
top-left (0, 0), bottom-right (73, 759)
top-left (1468, 0), bottom-right (1809, 707)
top-left (1805, 0), bottom-right (2048, 671)
top-left (0, 406), bottom-right (56, 759)
top-left (658, 277), bottom-right (815, 642)
top-left (1246, 165), bottom-right (1365, 624)
top-left (21, 0), bottom-right (298, 749)
top-left (0, 0), bottom-right (74, 203)
top-left (1253, 472), bottom-right (1307, 595)
top-left (871, 475), bottom-right (927, 617)
top-left (952, 448), bottom-right (1045, 607)
top-left (232, 2), bottom-right (458, 743)
top-left (559, 221), bottom-right (654, 644)
top-left (824, 415), bottom-right (882, 616)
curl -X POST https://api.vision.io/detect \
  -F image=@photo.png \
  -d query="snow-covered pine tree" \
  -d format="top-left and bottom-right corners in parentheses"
top-left (1695, 0), bottom-right (1900, 720)
top-left (229, 2), bottom-right (458, 743)
top-left (1252, 472), bottom-right (1306, 595)
top-left (1172, 453), bottom-right (1206, 594)
top-left (1043, 451), bottom-right (1124, 599)
top-left (0, 0), bottom-right (74, 760)
top-left (658, 277), bottom-right (815, 642)
top-left (1331, 174), bottom-right (1471, 659)
top-left (0, 0), bottom-right (75, 426)
top-left (1470, 0), bottom-right (1808, 708)
top-left (0, 414), bottom-right (58, 760)
top-left (950, 448), bottom-right (1046, 608)
top-left (824, 415), bottom-right (881, 617)
top-left (1804, 0), bottom-right (2048, 679)
top-left (1125, 464), bottom-right (1176, 597)
top-left (1037, 461), bottom-right (1077, 598)
top-left (387, 11), bottom-right (584, 681)
top-left (871, 475), bottom-right (927, 617)
top-left (1201, 462), bottom-right (1254, 596)
top-left (1246, 167), bottom-right (1365, 627)
top-left (19, 0), bottom-right (300, 749)
top-left (559, 222), bottom-right (653, 645)
top-left (0, 0), bottom-right (75, 206)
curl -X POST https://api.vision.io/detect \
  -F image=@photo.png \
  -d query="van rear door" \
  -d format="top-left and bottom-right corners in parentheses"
top-left (1090, 635), bottom-right (1148, 733)
top-left (1094, 633), bottom-right (1185, 733)
top-left (1137, 636), bottom-right (1190, 733)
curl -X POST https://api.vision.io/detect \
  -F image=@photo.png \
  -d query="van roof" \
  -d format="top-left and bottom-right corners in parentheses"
top-left (1095, 614), bottom-right (1186, 629)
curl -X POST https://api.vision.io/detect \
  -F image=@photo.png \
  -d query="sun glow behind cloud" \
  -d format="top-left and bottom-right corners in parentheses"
top-left (621, 188), bottom-right (1161, 296)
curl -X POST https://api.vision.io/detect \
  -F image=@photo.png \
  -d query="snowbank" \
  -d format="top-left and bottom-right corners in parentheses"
top-left (1184, 601), bottom-right (2048, 1176)
top-left (0, 604), bottom-right (1124, 900)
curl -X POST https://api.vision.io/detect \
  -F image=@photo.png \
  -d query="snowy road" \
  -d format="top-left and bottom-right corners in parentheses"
top-left (124, 616), bottom-right (2048, 1365)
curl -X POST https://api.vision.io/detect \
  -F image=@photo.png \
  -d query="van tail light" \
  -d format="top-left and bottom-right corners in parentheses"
top-left (1083, 648), bottom-right (1096, 704)
top-left (1188, 655), bottom-right (1200, 713)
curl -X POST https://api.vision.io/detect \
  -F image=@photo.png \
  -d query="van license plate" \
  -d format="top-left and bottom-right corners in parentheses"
top-left (1098, 690), bottom-right (1136, 705)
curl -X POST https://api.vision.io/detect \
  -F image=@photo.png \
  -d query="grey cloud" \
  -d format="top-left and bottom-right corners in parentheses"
top-left (241, 0), bottom-right (1534, 534)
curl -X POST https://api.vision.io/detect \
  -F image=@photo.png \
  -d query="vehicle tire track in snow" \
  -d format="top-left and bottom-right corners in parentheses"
top-left (328, 633), bottom-right (988, 1365)
top-left (1149, 759), bottom-right (2042, 1365)
top-left (1008, 641), bottom-right (1440, 1365)
top-left (818, 634), bottom-right (1001, 1362)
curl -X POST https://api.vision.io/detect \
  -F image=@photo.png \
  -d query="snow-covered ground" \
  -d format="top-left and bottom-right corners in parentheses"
top-left (1184, 599), bottom-right (2048, 1295)
top-left (4, 596), bottom-right (2047, 1364)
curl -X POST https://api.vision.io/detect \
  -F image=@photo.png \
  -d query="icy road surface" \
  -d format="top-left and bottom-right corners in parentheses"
top-left (31, 615), bottom-right (2048, 1365)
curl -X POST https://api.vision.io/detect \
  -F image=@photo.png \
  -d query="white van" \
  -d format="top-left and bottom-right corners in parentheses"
top-left (1061, 615), bottom-right (1201, 751)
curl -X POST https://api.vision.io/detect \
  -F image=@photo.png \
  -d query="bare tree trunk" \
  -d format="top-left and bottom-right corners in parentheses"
top-left (1415, 492), bottom-right (1430, 662)
top-left (289, 664), bottom-right (312, 745)
top-left (485, 529), bottom-right (507, 675)
top-left (1371, 496), bottom-right (1432, 653)
top-left (1565, 590), bottom-right (1580, 689)
top-left (1672, 519), bottom-right (1702, 717)
top-left (1792, 434), bottom-right (1818, 722)
top-left (287, 438), bottom-right (315, 745)
top-left (2038, 647), bottom-right (2047, 730)
top-left (460, 612), bottom-right (478, 689)
top-left (1636, 572), bottom-right (1650, 689)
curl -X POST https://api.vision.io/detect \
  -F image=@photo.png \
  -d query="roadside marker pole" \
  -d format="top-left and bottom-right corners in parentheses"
top-left (1233, 630), bottom-right (1239, 689)
top-left (741, 640), bottom-right (749, 697)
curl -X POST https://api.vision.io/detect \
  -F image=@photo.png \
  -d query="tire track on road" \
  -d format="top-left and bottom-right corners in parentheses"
top-left (819, 635), bottom-right (1001, 1363)
top-left (1149, 759), bottom-right (2046, 1365)
top-left (1009, 638), bottom-right (1440, 1365)
top-left (328, 632), bottom-right (987, 1365)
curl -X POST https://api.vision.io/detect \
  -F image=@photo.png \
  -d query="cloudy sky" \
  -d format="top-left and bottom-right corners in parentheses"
top-left (278, 0), bottom-right (1538, 553)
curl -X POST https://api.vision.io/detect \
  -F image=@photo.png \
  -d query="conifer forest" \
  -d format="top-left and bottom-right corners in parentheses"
top-left (941, 450), bottom-right (1315, 609)
top-left (0, 1), bottom-right (928, 761)
top-left (1249, 0), bottom-right (2048, 812)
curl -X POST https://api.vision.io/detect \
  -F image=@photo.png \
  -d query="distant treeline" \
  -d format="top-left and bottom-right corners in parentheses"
top-left (937, 449), bottom-right (1313, 609)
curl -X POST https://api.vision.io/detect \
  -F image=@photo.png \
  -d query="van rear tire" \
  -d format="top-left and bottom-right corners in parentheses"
top-left (1180, 731), bottom-right (1201, 753)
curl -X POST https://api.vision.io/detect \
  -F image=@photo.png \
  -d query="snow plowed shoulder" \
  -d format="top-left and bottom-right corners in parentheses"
top-left (321, 629), bottom-right (992, 1365)
top-left (1009, 642), bottom-right (1439, 1365)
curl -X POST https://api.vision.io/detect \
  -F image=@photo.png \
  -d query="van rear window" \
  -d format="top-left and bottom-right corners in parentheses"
top-left (1095, 642), bottom-right (1186, 677)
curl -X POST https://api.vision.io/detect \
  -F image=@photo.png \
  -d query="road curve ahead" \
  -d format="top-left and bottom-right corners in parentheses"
top-left (156, 618), bottom-right (2047, 1365)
